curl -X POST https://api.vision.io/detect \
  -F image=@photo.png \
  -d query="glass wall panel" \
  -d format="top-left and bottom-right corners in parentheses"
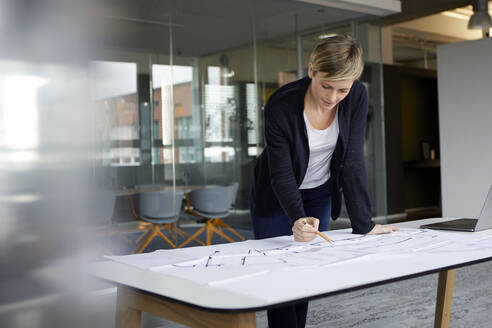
top-left (87, 1), bottom-right (388, 218)
top-left (90, 61), bottom-right (139, 168)
top-left (0, 2), bottom-right (395, 325)
top-left (152, 64), bottom-right (194, 164)
top-left (203, 83), bottom-right (237, 162)
top-left (193, 25), bottom-right (257, 206)
top-left (356, 23), bottom-right (387, 220)
top-left (255, 34), bottom-right (300, 150)
top-left (151, 59), bottom-right (204, 186)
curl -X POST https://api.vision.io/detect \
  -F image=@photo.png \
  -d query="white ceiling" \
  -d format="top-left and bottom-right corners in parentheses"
top-left (95, 0), bottom-right (376, 56)
top-left (390, 3), bottom-right (490, 65)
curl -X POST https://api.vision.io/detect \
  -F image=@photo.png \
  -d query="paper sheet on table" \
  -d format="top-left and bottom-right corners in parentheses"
top-left (105, 239), bottom-right (262, 269)
top-left (105, 229), bottom-right (492, 286)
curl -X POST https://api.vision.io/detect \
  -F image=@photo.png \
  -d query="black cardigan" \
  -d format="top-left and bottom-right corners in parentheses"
top-left (251, 76), bottom-right (375, 234)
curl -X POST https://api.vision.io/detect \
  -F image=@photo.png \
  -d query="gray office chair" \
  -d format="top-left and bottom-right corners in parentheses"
top-left (179, 185), bottom-right (245, 247)
top-left (134, 190), bottom-right (204, 253)
top-left (130, 184), bottom-right (166, 224)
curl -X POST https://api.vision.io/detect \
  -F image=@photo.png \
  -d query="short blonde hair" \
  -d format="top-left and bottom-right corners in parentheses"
top-left (309, 35), bottom-right (364, 81)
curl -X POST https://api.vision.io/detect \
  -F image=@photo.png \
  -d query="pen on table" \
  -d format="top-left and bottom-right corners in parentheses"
top-left (302, 220), bottom-right (333, 244)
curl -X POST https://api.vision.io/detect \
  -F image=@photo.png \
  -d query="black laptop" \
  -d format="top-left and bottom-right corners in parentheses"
top-left (420, 184), bottom-right (492, 232)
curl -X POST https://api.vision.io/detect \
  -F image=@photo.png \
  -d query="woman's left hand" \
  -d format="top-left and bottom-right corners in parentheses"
top-left (367, 224), bottom-right (399, 235)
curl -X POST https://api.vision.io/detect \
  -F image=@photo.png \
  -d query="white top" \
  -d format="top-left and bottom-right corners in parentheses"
top-left (299, 109), bottom-right (339, 189)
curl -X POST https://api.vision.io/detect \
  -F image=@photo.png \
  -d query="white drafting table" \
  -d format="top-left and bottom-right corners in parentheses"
top-left (90, 218), bottom-right (492, 328)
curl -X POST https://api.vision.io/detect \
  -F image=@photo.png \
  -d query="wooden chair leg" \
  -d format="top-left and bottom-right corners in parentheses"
top-left (206, 220), bottom-right (214, 245)
top-left (213, 219), bottom-right (245, 241)
top-left (209, 222), bottom-right (235, 243)
top-left (163, 224), bottom-right (177, 244)
top-left (156, 228), bottom-right (177, 248)
top-left (134, 228), bottom-right (157, 253)
top-left (214, 224), bottom-right (223, 233)
top-left (135, 229), bottom-right (153, 246)
top-left (136, 221), bottom-right (153, 231)
top-left (178, 224), bottom-right (207, 248)
top-left (175, 227), bottom-right (188, 238)
top-left (129, 196), bottom-right (142, 220)
top-left (175, 226), bottom-right (205, 246)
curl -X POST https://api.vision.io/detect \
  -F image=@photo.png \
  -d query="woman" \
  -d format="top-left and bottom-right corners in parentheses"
top-left (250, 35), bottom-right (398, 328)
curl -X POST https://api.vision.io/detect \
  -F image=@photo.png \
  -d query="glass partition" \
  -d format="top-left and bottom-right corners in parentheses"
top-left (151, 61), bottom-right (204, 185)
top-left (356, 23), bottom-right (387, 220)
top-left (87, 3), bottom-right (388, 218)
top-left (90, 61), bottom-right (139, 168)
top-left (152, 64), bottom-right (195, 165)
top-left (0, 2), bottom-right (396, 326)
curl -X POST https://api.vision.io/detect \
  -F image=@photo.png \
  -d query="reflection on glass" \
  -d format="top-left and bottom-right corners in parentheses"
top-left (204, 83), bottom-right (237, 162)
top-left (89, 61), bottom-right (139, 167)
top-left (83, 19), bottom-right (385, 212)
top-left (1, 58), bottom-right (113, 327)
top-left (152, 64), bottom-right (196, 164)
top-left (1, 75), bottom-right (46, 150)
top-left (246, 83), bottom-right (259, 156)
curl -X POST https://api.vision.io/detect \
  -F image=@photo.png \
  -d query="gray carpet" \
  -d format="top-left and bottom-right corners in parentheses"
top-left (304, 261), bottom-right (492, 328)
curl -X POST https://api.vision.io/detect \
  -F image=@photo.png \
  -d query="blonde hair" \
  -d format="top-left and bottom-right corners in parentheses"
top-left (309, 35), bottom-right (364, 81)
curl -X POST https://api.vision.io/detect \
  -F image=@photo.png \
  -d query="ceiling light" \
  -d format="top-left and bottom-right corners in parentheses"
top-left (468, 0), bottom-right (492, 31)
top-left (318, 33), bottom-right (337, 39)
top-left (455, 8), bottom-right (474, 16)
top-left (442, 11), bottom-right (470, 21)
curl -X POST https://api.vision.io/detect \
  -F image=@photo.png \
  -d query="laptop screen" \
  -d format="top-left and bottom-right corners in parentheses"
top-left (475, 184), bottom-right (492, 231)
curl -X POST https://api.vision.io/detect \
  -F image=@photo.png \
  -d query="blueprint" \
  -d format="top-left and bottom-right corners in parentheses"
top-left (106, 228), bottom-right (492, 285)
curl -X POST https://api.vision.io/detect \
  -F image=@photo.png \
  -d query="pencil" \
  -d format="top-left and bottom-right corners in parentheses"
top-left (302, 220), bottom-right (333, 243)
top-left (316, 231), bottom-right (333, 244)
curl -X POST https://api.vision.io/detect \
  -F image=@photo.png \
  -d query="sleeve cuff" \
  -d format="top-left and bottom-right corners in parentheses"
top-left (351, 220), bottom-right (376, 234)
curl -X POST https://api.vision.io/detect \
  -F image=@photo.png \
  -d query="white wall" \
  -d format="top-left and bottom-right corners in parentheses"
top-left (437, 38), bottom-right (492, 218)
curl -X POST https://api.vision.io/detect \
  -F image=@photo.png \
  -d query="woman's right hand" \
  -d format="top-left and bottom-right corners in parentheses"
top-left (292, 217), bottom-right (320, 242)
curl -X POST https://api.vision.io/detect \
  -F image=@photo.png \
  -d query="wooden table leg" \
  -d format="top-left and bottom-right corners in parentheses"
top-left (434, 269), bottom-right (455, 328)
top-left (115, 286), bottom-right (256, 328)
top-left (116, 287), bottom-right (142, 328)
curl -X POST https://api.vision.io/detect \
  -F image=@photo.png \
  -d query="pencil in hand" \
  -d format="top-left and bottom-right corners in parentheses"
top-left (302, 219), bottom-right (334, 244)
top-left (315, 231), bottom-right (333, 244)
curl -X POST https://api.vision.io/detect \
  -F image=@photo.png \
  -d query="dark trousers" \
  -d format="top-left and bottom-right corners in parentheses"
top-left (250, 179), bottom-right (333, 328)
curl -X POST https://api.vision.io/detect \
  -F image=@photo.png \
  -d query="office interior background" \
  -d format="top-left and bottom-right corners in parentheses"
top-left (1, 0), bottom-right (492, 327)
